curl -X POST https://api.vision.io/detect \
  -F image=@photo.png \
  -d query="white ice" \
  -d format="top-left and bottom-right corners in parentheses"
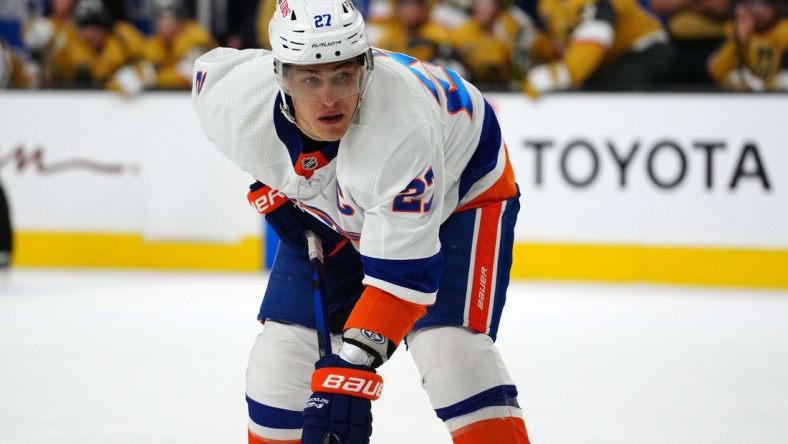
top-left (1, 269), bottom-right (787, 443)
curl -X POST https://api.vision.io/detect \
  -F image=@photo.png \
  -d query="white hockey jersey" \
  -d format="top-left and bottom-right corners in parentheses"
top-left (192, 47), bottom-right (517, 306)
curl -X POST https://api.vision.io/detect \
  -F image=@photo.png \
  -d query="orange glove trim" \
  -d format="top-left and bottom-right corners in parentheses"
top-left (344, 286), bottom-right (428, 345)
top-left (311, 367), bottom-right (384, 400)
top-left (247, 184), bottom-right (289, 215)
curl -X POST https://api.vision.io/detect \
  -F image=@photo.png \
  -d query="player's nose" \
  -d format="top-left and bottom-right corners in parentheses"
top-left (314, 84), bottom-right (342, 105)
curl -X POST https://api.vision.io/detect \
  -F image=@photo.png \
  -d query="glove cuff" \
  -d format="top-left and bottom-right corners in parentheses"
top-left (311, 367), bottom-right (383, 401)
top-left (247, 182), bottom-right (289, 214)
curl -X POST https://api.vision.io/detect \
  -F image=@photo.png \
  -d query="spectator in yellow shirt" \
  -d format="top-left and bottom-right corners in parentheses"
top-left (374, 0), bottom-right (452, 63)
top-left (708, 0), bottom-right (788, 90)
top-left (523, 0), bottom-right (674, 97)
top-left (650, 0), bottom-right (731, 84)
top-left (1, 35), bottom-right (37, 88)
top-left (62, 0), bottom-right (152, 95)
top-left (143, 0), bottom-right (216, 90)
top-left (451, 0), bottom-right (544, 89)
top-left (24, 0), bottom-right (84, 87)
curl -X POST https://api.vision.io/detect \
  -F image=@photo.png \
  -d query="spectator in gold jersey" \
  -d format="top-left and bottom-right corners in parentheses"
top-left (451, 0), bottom-right (546, 89)
top-left (66, 0), bottom-right (152, 95)
top-left (143, 0), bottom-right (216, 90)
top-left (1, 35), bottom-right (37, 88)
top-left (1, 37), bottom-right (15, 88)
top-left (650, 0), bottom-right (732, 85)
top-left (522, 0), bottom-right (674, 97)
top-left (708, 0), bottom-right (788, 90)
top-left (373, 0), bottom-right (452, 63)
top-left (23, 0), bottom-right (83, 87)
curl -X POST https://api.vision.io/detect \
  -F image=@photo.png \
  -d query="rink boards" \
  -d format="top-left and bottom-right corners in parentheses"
top-left (1, 91), bottom-right (785, 287)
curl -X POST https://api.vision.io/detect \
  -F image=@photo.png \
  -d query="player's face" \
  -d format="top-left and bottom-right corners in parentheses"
top-left (287, 60), bottom-right (362, 141)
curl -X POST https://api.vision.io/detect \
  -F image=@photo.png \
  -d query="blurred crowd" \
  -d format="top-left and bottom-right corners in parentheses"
top-left (1, 0), bottom-right (787, 96)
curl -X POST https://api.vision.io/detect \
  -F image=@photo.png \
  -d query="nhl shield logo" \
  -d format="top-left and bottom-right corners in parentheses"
top-left (301, 156), bottom-right (319, 170)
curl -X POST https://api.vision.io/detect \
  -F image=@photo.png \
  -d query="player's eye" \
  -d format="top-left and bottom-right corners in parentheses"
top-left (332, 71), bottom-right (353, 85)
top-left (301, 76), bottom-right (322, 87)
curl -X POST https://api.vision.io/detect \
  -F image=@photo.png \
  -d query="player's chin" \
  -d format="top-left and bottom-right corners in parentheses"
top-left (316, 118), bottom-right (350, 139)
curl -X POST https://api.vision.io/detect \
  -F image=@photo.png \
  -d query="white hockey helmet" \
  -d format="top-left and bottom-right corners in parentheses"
top-left (269, 0), bottom-right (373, 102)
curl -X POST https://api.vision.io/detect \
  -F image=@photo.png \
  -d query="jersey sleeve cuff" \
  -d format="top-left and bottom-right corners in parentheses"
top-left (361, 275), bottom-right (437, 306)
top-left (344, 286), bottom-right (429, 345)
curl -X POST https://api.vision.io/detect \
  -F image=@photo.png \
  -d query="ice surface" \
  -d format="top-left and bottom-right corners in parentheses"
top-left (2, 269), bottom-right (787, 443)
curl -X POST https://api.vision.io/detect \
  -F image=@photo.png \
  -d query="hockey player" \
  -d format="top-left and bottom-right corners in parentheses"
top-left (192, 0), bottom-right (529, 442)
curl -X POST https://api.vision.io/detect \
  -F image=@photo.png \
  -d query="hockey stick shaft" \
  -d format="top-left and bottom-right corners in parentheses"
top-left (305, 230), bottom-right (332, 358)
top-left (306, 231), bottom-right (343, 444)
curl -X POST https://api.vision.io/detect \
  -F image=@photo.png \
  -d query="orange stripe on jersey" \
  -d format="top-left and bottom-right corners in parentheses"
top-left (247, 429), bottom-right (300, 444)
top-left (451, 417), bottom-right (530, 444)
top-left (456, 144), bottom-right (517, 212)
top-left (344, 286), bottom-right (428, 345)
top-left (294, 151), bottom-right (330, 179)
top-left (466, 202), bottom-right (503, 334)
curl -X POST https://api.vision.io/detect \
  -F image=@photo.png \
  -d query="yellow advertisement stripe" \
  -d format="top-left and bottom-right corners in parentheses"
top-left (11, 232), bottom-right (787, 288)
top-left (513, 243), bottom-right (788, 289)
top-left (13, 231), bottom-right (262, 271)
